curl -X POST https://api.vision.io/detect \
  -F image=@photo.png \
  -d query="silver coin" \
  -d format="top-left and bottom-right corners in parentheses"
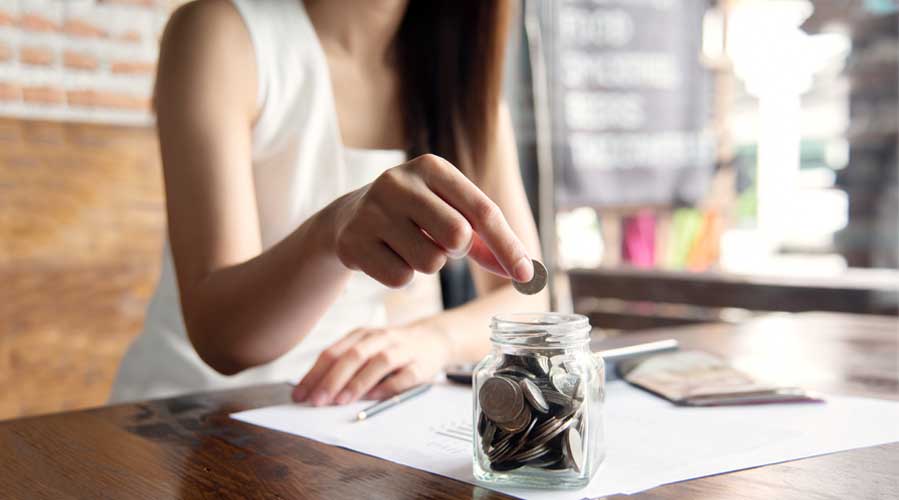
top-left (515, 444), bottom-right (552, 463)
top-left (491, 429), bottom-right (516, 452)
top-left (519, 378), bottom-right (550, 414)
top-left (575, 378), bottom-right (586, 400)
top-left (555, 400), bottom-right (580, 422)
top-left (512, 259), bottom-right (547, 295)
top-left (564, 427), bottom-right (584, 473)
top-left (497, 403), bottom-right (531, 433)
top-left (496, 365), bottom-right (537, 380)
top-left (526, 355), bottom-right (550, 376)
top-left (488, 438), bottom-right (513, 461)
top-left (509, 439), bottom-right (549, 464)
top-left (499, 415), bottom-right (540, 462)
top-left (526, 416), bottom-right (557, 441)
top-left (481, 421), bottom-right (496, 452)
top-left (542, 388), bottom-right (574, 408)
top-left (534, 379), bottom-right (554, 393)
top-left (528, 415), bottom-right (574, 448)
top-left (550, 354), bottom-right (568, 368)
top-left (552, 371), bottom-right (581, 398)
top-left (479, 376), bottom-right (524, 424)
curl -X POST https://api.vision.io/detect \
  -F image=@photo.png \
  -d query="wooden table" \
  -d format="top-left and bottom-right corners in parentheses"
top-left (2, 312), bottom-right (897, 499)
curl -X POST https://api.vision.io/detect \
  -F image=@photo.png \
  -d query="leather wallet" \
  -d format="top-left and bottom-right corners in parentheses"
top-left (617, 350), bottom-right (823, 406)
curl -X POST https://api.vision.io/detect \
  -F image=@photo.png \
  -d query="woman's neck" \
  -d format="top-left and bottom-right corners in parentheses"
top-left (303, 0), bottom-right (409, 64)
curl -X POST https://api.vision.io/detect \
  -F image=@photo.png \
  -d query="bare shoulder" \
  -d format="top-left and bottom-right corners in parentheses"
top-left (162, 0), bottom-right (252, 59)
top-left (166, 0), bottom-right (246, 38)
top-left (156, 0), bottom-right (256, 120)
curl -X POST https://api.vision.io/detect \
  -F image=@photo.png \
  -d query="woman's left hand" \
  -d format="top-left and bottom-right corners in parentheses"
top-left (292, 325), bottom-right (450, 405)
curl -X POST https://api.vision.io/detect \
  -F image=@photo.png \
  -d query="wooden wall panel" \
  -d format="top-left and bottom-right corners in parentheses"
top-left (0, 118), bottom-right (164, 420)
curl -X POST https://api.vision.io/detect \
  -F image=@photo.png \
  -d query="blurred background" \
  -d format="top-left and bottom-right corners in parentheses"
top-left (1, 0), bottom-right (897, 420)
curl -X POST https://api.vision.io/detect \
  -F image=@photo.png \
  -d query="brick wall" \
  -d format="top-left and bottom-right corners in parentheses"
top-left (0, 0), bottom-right (170, 126)
top-left (0, 0), bottom-right (175, 419)
top-left (0, 118), bottom-right (165, 420)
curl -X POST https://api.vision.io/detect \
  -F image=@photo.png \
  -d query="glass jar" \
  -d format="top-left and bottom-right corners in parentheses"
top-left (472, 313), bottom-right (605, 489)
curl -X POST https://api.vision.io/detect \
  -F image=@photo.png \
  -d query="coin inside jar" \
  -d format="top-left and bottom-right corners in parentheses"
top-left (479, 376), bottom-right (524, 424)
top-left (528, 415), bottom-right (574, 449)
top-left (542, 388), bottom-right (574, 409)
top-left (481, 421), bottom-right (496, 452)
top-left (476, 350), bottom-right (594, 477)
top-left (496, 416), bottom-right (539, 463)
top-left (526, 355), bottom-right (551, 376)
top-left (564, 427), bottom-right (584, 473)
top-left (519, 378), bottom-right (549, 414)
top-left (512, 259), bottom-right (547, 295)
top-left (495, 364), bottom-right (537, 380)
top-left (551, 370), bottom-right (581, 399)
top-left (496, 403), bottom-right (531, 433)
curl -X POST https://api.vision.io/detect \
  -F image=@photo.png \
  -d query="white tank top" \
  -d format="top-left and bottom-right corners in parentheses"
top-left (110, 0), bottom-right (406, 402)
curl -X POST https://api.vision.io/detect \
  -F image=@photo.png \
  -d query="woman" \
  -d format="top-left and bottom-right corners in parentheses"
top-left (111, 0), bottom-right (546, 406)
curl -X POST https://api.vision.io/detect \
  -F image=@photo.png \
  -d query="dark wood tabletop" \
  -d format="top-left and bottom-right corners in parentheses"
top-left (2, 312), bottom-right (897, 499)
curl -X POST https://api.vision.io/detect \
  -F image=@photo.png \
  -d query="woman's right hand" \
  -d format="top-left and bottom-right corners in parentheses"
top-left (327, 154), bottom-right (534, 288)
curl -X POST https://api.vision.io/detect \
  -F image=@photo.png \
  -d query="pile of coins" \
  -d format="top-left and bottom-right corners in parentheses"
top-left (476, 353), bottom-right (586, 473)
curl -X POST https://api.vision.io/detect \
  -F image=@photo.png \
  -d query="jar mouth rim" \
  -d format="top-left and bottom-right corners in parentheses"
top-left (490, 313), bottom-right (590, 346)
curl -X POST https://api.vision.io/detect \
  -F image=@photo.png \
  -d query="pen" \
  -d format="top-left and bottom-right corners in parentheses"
top-left (597, 339), bottom-right (679, 380)
top-left (596, 339), bottom-right (679, 362)
top-left (355, 384), bottom-right (432, 422)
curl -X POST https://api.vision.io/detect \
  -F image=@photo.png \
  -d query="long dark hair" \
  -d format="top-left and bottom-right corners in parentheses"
top-left (397, 1), bottom-right (514, 181)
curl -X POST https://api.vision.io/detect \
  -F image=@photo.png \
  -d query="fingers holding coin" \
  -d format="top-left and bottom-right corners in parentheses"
top-left (512, 259), bottom-right (547, 295)
top-left (331, 154), bottom-right (535, 288)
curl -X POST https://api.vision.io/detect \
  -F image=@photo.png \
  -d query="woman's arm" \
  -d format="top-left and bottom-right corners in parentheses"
top-left (294, 103), bottom-right (548, 405)
top-left (157, 1), bottom-right (533, 377)
top-left (156, 1), bottom-right (353, 375)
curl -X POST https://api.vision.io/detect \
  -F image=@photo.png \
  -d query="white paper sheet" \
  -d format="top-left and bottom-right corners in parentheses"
top-left (231, 381), bottom-right (899, 499)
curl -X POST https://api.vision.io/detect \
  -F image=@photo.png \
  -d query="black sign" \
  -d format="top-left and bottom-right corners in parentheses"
top-left (534, 0), bottom-right (716, 208)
